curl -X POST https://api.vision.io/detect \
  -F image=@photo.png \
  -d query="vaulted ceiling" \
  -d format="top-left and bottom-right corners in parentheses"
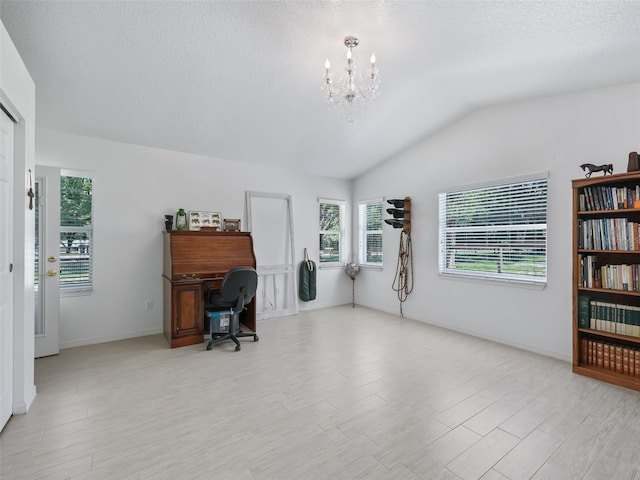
top-left (2, 1), bottom-right (640, 179)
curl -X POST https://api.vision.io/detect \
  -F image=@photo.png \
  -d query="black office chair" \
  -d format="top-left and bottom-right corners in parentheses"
top-left (204, 266), bottom-right (259, 352)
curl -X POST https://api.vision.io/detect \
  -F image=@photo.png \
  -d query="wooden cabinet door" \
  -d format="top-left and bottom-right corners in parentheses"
top-left (172, 283), bottom-right (202, 338)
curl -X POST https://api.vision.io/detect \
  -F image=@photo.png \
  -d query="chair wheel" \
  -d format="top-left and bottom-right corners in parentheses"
top-left (254, 335), bottom-right (259, 342)
top-left (206, 343), bottom-right (213, 351)
top-left (235, 345), bottom-right (241, 352)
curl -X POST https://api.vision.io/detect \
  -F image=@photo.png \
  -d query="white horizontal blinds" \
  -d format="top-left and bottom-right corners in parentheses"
top-left (319, 199), bottom-right (344, 264)
top-left (359, 199), bottom-right (383, 265)
top-left (439, 176), bottom-right (547, 283)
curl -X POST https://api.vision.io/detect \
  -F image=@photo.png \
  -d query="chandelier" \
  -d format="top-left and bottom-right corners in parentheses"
top-left (323, 36), bottom-right (380, 122)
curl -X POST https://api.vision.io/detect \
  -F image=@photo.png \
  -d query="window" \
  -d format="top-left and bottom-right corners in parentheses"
top-left (358, 199), bottom-right (383, 266)
top-left (60, 174), bottom-right (93, 292)
top-left (438, 174), bottom-right (547, 284)
top-left (319, 199), bottom-right (345, 265)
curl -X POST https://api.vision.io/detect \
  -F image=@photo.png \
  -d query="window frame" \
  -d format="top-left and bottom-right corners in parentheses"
top-left (60, 171), bottom-right (94, 295)
top-left (318, 198), bottom-right (346, 267)
top-left (358, 198), bottom-right (383, 268)
top-left (438, 173), bottom-right (548, 286)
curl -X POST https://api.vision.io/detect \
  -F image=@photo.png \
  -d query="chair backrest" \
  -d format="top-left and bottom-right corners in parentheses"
top-left (219, 266), bottom-right (258, 311)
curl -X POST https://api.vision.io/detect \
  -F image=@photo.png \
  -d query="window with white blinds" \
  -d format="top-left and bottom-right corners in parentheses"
top-left (438, 174), bottom-right (548, 284)
top-left (358, 199), bottom-right (383, 266)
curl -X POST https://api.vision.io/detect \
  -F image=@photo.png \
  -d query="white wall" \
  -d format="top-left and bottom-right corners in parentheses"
top-left (1, 21), bottom-right (36, 414)
top-left (36, 129), bottom-right (352, 348)
top-left (34, 81), bottom-right (640, 360)
top-left (353, 82), bottom-right (640, 361)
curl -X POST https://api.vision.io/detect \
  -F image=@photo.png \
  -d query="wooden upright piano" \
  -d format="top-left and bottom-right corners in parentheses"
top-left (162, 231), bottom-right (257, 348)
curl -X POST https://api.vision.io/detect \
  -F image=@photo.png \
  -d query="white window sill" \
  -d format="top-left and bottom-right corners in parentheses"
top-left (358, 264), bottom-right (383, 271)
top-left (318, 263), bottom-right (345, 270)
top-left (61, 288), bottom-right (93, 297)
top-left (439, 271), bottom-right (546, 290)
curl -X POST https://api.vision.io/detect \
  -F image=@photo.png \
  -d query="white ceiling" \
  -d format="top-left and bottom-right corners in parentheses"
top-left (2, 1), bottom-right (640, 179)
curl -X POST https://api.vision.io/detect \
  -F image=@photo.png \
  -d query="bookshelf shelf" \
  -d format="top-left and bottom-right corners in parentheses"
top-left (577, 287), bottom-right (640, 297)
top-left (577, 327), bottom-right (640, 342)
top-left (578, 208), bottom-right (640, 215)
top-left (573, 171), bottom-right (640, 392)
top-left (578, 249), bottom-right (640, 254)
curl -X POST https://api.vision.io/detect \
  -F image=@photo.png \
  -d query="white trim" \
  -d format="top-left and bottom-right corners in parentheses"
top-left (318, 197), bottom-right (346, 206)
top-left (319, 198), bottom-right (346, 266)
top-left (357, 198), bottom-right (384, 267)
top-left (363, 303), bottom-right (570, 363)
top-left (442, 171), bottom-right (549, 194)
top-left (438, 174), bottom-right (548, 284)
top-left (59, 328), bottom-right (163, 349)
top-left (11, 385), bottom-right (36, 415)
top-left (0, 93), bottom-right (20, 124)
top-left (59, 174), bottom-right (94, 292)
top-left (245, 191), bottom-right (298, 318)
top-left (439, 271), bottom-right (547, 289)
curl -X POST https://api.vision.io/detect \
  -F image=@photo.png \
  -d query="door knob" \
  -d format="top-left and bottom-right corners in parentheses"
top-left (48, 256), bottom-right (57, 262)
top-left (46, 269), bottom-right (57, 277)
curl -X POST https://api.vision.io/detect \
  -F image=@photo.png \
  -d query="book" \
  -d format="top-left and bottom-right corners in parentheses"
top-left (596, 342), bottom-right (604, 368)
top-left (581, 338), bottom-right (588, 364)
top-left (578, 296), bottom-right (590, 329)
top-left (610, 343), bottom-right (616, 370)
top-left (623, 348), bottom-right (630, 375)
top-left (615, 345), bottom-right (623, 373)
top-left (585, 187), bottom-right (594, 211)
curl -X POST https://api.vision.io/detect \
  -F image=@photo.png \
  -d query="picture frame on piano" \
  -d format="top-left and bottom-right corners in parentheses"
top-left (223, 218), bottom-right (241, 232)
top-left (188, 210), bottom-right (221, 231)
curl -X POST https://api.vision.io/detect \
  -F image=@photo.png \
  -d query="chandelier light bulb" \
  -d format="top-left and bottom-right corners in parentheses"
top-left (325, 59), bottom-right (330, 70)
top-left (370, 53), bottom-right (376, 65)
top-left (346, 49), bottom-right (352, 60)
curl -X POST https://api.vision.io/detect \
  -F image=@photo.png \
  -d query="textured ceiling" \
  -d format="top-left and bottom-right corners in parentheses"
top-left (2, 1), bottom-right (640, 179)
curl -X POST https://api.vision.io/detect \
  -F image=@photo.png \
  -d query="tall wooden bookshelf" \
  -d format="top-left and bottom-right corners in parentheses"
top-left (573, 171), bottom-right (640, 391)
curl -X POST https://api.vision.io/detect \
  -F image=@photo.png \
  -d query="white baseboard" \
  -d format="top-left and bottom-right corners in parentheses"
top-left (358, 301), bottom-right (571, 363)
top-left (60, 328), bottom-right (163, 349)
top-left (298, 300), bottom-right (348, 312)
top-left (13, 384), bottom-right (36, 415)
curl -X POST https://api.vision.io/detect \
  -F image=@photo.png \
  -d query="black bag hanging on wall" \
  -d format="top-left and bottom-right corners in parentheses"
top-left (299, 248), bottom-right (316, 301)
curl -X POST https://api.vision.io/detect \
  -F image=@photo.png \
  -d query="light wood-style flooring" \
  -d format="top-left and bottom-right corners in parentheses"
top-left (2, 305), bottom-right (640, 479)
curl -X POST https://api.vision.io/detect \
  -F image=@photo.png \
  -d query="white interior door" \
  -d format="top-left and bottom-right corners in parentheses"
top-left (246, 192), bottom-right (298, 320)
top-left (34, 166), bottom-right (60, 358)
top-left (0, 109), bottom-right (15, 430)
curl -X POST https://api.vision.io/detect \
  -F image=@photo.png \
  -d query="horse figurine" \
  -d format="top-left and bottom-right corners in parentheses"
top-left (580, 163), bottom-right (613, 177)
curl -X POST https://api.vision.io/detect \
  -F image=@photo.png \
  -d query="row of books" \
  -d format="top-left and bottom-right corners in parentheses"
top-left (580, 338), bottom-right (640, 377)
top-left (578, 255), bottom-right (640, 291)
top-left (579, 184), bottom-right (640, 212)
top-left (578, 296), bottom-right (640, 337)
top-left (578, 218), bottom-right (640, 251)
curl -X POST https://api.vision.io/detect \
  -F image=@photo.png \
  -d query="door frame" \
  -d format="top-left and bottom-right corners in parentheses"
top-left (0, 106), bottom-right (15, 430)
top-left (34, 166), bottom-right (60, 358)
top-left (0, 88), bottom-right (37, 422)
top-left (245, 191), bottom-right (298, 319)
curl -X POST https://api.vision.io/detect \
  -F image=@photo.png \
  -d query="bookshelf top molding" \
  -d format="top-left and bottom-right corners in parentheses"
top-left (573, 171), bottom-right (640, 188)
